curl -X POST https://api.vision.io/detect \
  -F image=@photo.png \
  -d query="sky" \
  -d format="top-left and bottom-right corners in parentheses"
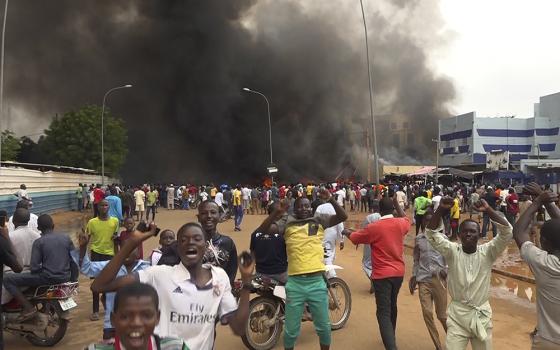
top-left (435, 0), bottom-right (560, 118)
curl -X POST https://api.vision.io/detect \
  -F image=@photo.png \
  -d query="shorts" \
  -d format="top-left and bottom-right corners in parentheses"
top-left (135, 203), bottom-right (145, 211)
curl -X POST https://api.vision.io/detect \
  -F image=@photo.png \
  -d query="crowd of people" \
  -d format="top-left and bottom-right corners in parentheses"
top-left (0, 179), bottom-right (558, 350)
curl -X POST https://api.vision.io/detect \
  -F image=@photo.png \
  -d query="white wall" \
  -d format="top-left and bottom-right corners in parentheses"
top-left (0, 167), bottom-right (117, 196)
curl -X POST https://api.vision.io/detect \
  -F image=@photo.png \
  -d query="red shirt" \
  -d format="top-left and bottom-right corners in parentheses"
top-left (349, 216), bottom-right (411, 279)
top-left (506, 193), bottom-right (519, 214)
top-left (93, 188), bottom-right (105, 204)
top-left (118, 230), bottom-right (144, 259)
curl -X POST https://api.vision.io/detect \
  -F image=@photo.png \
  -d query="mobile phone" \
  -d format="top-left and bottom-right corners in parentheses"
top-left (136, 221), bottom-right (160, 236)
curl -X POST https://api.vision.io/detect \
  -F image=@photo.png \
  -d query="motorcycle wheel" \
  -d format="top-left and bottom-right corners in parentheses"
top-left (189, 200), bottom-right (198, 209)
top-left (327, 277), bottom-right (352, 330)
top-left (26, 300), bottom-right (69, 347)
top-left (241, 296), bottom-right (282, 350)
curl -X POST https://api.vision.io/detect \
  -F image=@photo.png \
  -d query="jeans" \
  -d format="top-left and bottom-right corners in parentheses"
top-left (234, 205), bottom-right (243, 228)
top-left (481, 213), bottom-right (496, 238)
top-left (3, 272), bottom-right (67, 298)
top-left (284, 275), bottom-right (331, 348)
top-left (146, 205), bottom-right (156, 221)
top-left (182, 198), bottom-right (189, 210)
top-left (77, 198), bottom-right (83, 211)
top-left (415, 213), bottom-right (425, 235)
top-left (90, 251), bottom-right (113, 313)
top-left (373, 277), bottom-right (403, 350)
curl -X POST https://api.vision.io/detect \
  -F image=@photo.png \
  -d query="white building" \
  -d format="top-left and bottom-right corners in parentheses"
top-left (439, 92), bottom-right (560, 169)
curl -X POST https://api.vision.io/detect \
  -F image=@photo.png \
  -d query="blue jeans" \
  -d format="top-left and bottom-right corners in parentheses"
top-left (77, 198), bottom-right (83, 211)
top-left (182, 199), bottom-right (189, 210)
top-left (3, 272), bottom-right (68, 297)
top-left (234, 205), bottom-right (243, 228)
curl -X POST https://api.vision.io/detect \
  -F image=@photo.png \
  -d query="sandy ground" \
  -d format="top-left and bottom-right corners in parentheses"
top-left (6, 208), bottom-right (536, 349)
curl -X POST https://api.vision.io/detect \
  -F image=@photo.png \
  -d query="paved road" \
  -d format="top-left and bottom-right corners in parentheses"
top-left (7, 209), bottom-right (536, 349)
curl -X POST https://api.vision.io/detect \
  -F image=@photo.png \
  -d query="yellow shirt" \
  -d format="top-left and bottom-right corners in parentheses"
top-left (306, 185), bottom-right (314, 196)
top-left (210, 187), bottom-right (217, 197)
top-left (427, 190), bottom-right (432, 199)
top-left (87, 217), bottom-right (119, 256)
top-left (283, 215), bottom-right (330, 276)
top-left (233, 189), bottom-right (242, 206)
top-left (451, 198), bottom-right (460, 219)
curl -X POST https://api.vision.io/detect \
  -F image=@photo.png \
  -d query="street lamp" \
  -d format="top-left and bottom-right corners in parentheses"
top-left (0, 0), bottom-right (9, 174)
top-left (101, 84), bottom-right (132, 185)
top-left (359, 0), bottom-right (380, 184)
top-left (242, 87), bottom-right (275, 183)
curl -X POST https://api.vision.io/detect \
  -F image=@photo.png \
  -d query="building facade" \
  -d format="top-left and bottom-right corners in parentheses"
top-left (439, 92), bottom-right (560, 169)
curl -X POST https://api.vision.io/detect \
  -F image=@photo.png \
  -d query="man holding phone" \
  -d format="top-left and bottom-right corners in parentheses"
top-left (0, 210), bottom-right (23, 349)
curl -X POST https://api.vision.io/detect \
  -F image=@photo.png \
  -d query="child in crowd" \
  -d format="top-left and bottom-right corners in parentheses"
top-left (117, 218), bottom-right (143, 259)
top-left (84, 282), bottom-right (189, 350)
top-left (74, 232), bottom-right (150, 343)
top-left (149, 229), bottom-right (175, 266)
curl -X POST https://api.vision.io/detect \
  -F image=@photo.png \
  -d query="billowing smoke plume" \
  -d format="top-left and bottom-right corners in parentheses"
top-left (4, 0), bottom-right (454, 183)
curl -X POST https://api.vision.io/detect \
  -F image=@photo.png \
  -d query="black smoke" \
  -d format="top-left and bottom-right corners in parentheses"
top-left (4, 0), bottom-right (454, 183)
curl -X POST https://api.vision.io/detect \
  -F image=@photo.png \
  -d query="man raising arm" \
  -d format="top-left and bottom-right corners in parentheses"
top-left (425, 197), bottom-right (511, 350)
top-left (90, 223), bottom-right (254, 350)
top-left (513, 183), bottom-right (560, 348)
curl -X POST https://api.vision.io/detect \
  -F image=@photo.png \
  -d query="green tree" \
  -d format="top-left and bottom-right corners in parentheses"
top-left (1, 130), bottom-right (21, 161)
top-left (40, 105), bottom-right (128, 175)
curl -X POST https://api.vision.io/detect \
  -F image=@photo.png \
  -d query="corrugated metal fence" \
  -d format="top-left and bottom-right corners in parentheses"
top-left (0, 166), bottom-right (117, 215)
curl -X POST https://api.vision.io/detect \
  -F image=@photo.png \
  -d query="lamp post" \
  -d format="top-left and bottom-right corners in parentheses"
top-left (359, 0), bottom-right (380, 184)
top-left (0, 0), bottom-right (9, 174)
top-left (242, 87), bottom-right (275, 183)
top-left (101, 84), bottom-right (132, 185)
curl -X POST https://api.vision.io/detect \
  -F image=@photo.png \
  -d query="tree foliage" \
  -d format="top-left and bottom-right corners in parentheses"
top-left (16, 136), bottom-right (47, 164)
top-left (1, 130), bottom-right (21, 161)
top-left (40, 105), bottom-right (128, 175)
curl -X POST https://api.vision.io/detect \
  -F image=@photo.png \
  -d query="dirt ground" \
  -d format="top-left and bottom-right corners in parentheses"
top-left (6, 208), bottom-right (536, 349)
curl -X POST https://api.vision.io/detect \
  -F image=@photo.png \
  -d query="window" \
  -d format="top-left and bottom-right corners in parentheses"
top-left (393, 134), bottom-right (400, 148)
top-left (390, 122), bottom-right (397, 130)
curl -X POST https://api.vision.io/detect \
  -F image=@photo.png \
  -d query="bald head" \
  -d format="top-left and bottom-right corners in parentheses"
top-left (13, 208), bottom-right (30, 228)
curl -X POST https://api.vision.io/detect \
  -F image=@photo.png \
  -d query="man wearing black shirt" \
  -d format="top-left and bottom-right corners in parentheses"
top-left (0, 210), bottom-right (23, 350)
top-left (250, 203), bottom-right (288, 284)
top-left (197, 201), bottom-right (238, 284)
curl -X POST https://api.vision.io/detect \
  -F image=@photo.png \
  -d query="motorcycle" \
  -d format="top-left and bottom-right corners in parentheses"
top-left (219, 203), bottom-right (232, 223)
top-left (233, 265), bottom-right (351, 350)
top-left (189, 197), bottom-right (202, 209)
top-left (2, 281), bottom-right (79, 347)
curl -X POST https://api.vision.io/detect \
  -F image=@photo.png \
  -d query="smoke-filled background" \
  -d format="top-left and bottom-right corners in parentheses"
top-left (4, 0), bottom-right (455, 183)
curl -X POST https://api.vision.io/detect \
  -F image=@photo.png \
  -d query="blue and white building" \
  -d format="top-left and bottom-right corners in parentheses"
top-left (439, 92), bottom-right (560, 169)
